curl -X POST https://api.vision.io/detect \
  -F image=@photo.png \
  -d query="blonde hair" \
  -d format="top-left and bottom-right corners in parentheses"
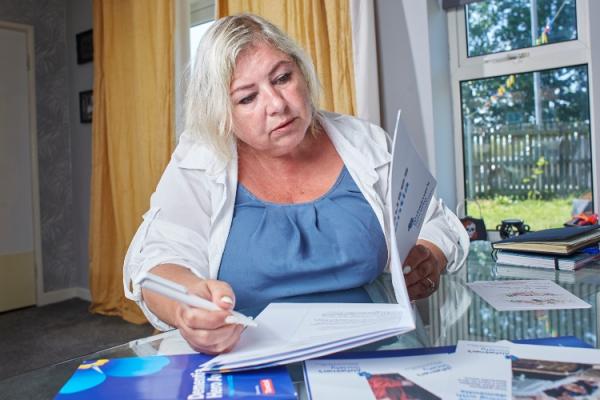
top-left (184, 14), bottom-right (320, 160)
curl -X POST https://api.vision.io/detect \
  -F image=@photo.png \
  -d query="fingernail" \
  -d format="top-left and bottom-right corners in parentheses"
top-left (221, 296), bottom-right (234, 305)
top-left (403, 266), bottom-right (412, 274)
top-left (225, 315), bottom-right (249, 326)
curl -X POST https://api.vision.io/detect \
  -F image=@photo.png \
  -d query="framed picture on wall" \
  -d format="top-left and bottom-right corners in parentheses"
top-left (79, 90), bottom-right (93, 123)
top-left (76, 29), bottom-right (93, 64)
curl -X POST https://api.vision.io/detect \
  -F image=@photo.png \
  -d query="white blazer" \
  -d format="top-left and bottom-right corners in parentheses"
top-left (123, 111), bottom-right (470, 330)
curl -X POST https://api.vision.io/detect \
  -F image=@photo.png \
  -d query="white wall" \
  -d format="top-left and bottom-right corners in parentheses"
top-left (375, 0), bottom-right (458, 211)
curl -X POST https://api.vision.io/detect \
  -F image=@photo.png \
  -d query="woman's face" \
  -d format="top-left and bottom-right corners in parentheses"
top-left (230, 41), bottom-right (312, 158)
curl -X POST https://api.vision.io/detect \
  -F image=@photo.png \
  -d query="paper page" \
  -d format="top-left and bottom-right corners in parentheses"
top-left (388, 110), bottom-right (437, 310)
top-left (455, 340), bottom-right (511, 357)
top-left (305, 349), bottom-right (511, 399)
top-left (466, 279), bottom-right (591, 311)
top-left (200, 303), bottom-right (413, 371)
top-left (389, 110), bottom-right (437, 265)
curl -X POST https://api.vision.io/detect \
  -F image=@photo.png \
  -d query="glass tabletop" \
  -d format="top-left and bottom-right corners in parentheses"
top-left (2, 241), bottom-right (599, 399)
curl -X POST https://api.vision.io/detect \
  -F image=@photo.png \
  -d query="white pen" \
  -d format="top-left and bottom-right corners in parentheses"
top-left (140, 273), bottom-right (257, 328)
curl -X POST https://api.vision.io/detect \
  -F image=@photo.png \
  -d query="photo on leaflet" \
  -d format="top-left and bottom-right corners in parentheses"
top-left (360, 372), bottom-right (441, 400)
top-left (512, 358), bottom-right (600, 399)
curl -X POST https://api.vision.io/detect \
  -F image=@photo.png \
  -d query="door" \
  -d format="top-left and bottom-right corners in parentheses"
top-left (0, 22), bottom-right (38, 312)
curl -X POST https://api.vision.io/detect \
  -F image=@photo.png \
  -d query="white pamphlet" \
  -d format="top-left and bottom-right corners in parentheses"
top-left (466, 279), bottom-right (591, 311)
top-left (304, 346), bottom-right (511, 399)
top-left (389, 110), bottom-right (437, 263)
top-left (388, 110), bottom-right (437, 306)
top-left (200, 303), bottom-right (414, 372)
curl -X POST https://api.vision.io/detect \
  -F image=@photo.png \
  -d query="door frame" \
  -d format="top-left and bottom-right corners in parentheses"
top-left (0, 21), bottom-right (43, 305)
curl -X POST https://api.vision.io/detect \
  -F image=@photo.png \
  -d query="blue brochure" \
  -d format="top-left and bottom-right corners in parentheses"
top-left (55, 353), bottom-right (297, 399)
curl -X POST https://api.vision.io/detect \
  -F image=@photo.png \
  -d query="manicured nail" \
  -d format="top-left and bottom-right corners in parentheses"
top-left (225, 315), bottom-right (253, 326)
top-left (225, 315), bottom-right (240, 325)
top-left (221, 296), bottom-right (234, 305)
top-left (403, 266), bottom-right (412, 274)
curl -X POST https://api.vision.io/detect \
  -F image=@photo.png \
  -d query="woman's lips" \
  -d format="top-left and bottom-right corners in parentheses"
top-left (271, 117), bottom-right (296, 132)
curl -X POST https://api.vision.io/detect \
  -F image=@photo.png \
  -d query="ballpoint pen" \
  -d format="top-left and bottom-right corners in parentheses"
top-left (140, 273), bottom-right (258, 328)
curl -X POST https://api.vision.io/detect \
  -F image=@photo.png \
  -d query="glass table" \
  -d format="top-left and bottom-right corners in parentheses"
top-left (2, 241), bottom-right (599, 399)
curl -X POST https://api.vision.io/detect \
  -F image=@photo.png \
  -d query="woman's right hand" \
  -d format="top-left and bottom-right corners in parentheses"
top-left (174, 279), bottom-right (245, 354)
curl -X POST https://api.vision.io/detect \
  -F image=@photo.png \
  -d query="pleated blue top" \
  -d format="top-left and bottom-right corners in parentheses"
top-left (218, 166), bottom-right (388, 309)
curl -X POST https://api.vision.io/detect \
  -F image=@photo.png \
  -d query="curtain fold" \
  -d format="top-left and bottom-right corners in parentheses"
top-left (217, 0), bottom-right (356, 116)
top-left (90, 0), bottom-right (175, 323)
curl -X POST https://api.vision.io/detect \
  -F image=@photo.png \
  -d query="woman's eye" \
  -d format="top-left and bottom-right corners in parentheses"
top-left (275, 72), bottom-right (291, 84)
top-left (239, 94), bottom-right (256, 105)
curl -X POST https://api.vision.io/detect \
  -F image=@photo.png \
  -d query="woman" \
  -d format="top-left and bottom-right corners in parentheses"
top-left (123, 14), bottom-right (469, 354)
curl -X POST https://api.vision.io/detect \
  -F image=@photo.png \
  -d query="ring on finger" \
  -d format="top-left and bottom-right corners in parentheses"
top-left (424, 276), bottom-right (435, 290)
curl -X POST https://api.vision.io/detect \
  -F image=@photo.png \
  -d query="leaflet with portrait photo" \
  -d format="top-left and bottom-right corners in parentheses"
top-left (304, 346), bottom-right (511, 399)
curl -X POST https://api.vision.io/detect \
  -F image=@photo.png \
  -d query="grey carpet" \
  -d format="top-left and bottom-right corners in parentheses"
top-left (0, 298), bottom-right (154, 381)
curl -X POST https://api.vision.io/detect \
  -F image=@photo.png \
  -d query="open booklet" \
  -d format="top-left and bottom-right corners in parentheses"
top-left (198, 111), bottom-right (437, 372)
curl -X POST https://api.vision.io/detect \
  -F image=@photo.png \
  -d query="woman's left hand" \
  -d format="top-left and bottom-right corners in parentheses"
top-left (403, 239), bottom-right (447, 300)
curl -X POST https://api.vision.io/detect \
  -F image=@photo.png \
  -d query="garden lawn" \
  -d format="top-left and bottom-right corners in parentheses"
top-left (473, 197), bottom-right (574, 231)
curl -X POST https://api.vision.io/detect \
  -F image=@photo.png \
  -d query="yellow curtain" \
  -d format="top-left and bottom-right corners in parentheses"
top-left (89, 0), bottom-right (174, 323)
top-left (218, 0), bottom-right (356, 115)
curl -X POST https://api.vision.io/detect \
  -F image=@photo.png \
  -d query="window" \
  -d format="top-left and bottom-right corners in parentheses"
top-left (466, 0), bottom-right (578, 57)
top-left (449, 0), bottom-right (594, 230)
top-left (190, 0), bottom-right (215, 65)
top-left (190, 21), bottom-right (214, 64)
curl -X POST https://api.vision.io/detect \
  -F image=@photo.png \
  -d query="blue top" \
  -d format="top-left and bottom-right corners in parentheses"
top-left (218, 166), bottom-right (388, 309)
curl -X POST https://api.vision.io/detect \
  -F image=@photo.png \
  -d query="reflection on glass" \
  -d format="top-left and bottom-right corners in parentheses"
top-left (460, 65), bottom-right (592, 230)
top-left (466, 0), bottom-right (577, 58)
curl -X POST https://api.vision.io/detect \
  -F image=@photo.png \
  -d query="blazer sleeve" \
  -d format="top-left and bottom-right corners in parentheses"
top-left (123, 144), bottom-right (212, 331)
top-left (418, 197), bottom-right (470, 273)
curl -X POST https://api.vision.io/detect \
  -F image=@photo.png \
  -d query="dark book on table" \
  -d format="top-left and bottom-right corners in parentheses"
top-left (54, 353), bottom-right (297, 399)
top-left (492, 225), bottom-right (600, 255)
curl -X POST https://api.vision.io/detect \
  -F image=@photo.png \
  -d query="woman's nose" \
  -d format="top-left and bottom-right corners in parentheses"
top-left (265, 87), bottom-right (286, 114)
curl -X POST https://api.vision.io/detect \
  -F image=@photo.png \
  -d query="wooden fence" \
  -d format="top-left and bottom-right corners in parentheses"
top-left (464, 124), bottom-right (592, 199)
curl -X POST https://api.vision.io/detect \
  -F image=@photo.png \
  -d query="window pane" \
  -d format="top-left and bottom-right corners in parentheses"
top-left (466, 0), bottom-right (577, 58)
top-left (190, 21), bottom-right (214, 66)
top-left (461, 65), bottom-right (593, 230)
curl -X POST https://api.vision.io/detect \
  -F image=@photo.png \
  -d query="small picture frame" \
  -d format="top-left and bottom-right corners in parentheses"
top-left (76, 29), bottom-right (93, 64)
top-left (79, 90), bottom-right (93, 123)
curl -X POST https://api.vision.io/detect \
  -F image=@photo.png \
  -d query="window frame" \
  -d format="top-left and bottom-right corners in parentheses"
top-left (447, 0), bottom-right (598, 218)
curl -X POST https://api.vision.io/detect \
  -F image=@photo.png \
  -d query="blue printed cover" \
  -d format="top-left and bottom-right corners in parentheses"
top-left (54, 353), bottom-right (297, 399)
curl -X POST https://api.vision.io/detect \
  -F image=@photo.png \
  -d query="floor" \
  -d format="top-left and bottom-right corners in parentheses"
top-left (0, 298), bottom-right (154, 381)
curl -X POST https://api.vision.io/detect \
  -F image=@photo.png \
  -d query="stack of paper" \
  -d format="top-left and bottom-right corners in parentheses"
top-left (199, 303), bottom-right (414, 372)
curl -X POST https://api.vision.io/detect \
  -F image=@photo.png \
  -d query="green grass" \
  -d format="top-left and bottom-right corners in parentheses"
top-left (469, 197), bottom-right (574, 231)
